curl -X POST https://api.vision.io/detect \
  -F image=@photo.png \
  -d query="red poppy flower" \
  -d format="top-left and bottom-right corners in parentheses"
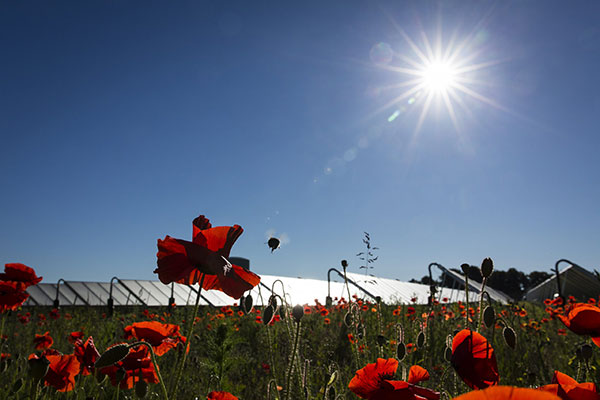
top-left (0, 263), bottom-right (42, 289)
top-left (99, 345), bottom-right (159, 389)
top-left (451, 329), bottom-right (499, 390)
top-left (68, 331), bottom-right (85, 344)
top-left (0, 281), bottom-right (29, 312)
top-left (154, 215), bottom-right (260, 299)
top-left (207, 392), bottom-right (239, 400)
top-left (557, 303), bottom-right (600, 347)
top-left (73, 337), bottom-right (100, 376)
top-left (43, 354), bottom-right (80, 392)
top-left (123, 321), bottom-right (186, 356)
top-left (34, 332), bottom-right (54, 350)
top-left (348, 359), bottom-right (439, 400)
top-left (538, 370), bottom-right (598, 400)
top-left (454, 386), bottom-right (560, 400)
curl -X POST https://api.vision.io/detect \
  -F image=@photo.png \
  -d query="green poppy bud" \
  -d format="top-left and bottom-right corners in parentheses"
top-left (503, 326), bottom-right (517, 349)
top-left (95, 344), bottom-right (130, 369)
top-left (263, 305), bottom-right (274, 325)
top-left (292, 305), bottom-right (304, 323)
top-left (481, 258), bottom-right (494, 278)
top-left (483, 306), bottom-right (496, 328)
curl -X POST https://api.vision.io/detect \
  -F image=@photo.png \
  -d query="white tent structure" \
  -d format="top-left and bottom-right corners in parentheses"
top-left (525, 260), bottom-right (600, 302)
top-left (23, 269), bottom-right (510, 308)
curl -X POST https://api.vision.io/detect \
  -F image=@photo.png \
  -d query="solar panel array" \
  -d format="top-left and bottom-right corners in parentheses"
top-left (23, 270), bottom-right (510, 308)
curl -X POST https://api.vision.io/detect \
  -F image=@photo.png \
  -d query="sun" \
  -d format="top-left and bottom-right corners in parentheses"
top-left (421, 60), bottom-right (457, 95)
top-left (373, 26), bottom-right (506, 135)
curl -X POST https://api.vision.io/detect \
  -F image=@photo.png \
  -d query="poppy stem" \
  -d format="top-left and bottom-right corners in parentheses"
top-left (477, 278), bottom-right (487, 333)
top-left (129, 342), bottom-right (169, 400)
top-left (464, 274), bottom-right (470, 329)
top-left (169, 274), bottom-right (205, 398)
top-left (285, 319), bottom-right (301, 400)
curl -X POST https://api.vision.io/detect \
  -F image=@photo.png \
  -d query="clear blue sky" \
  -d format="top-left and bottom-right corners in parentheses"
top-left (1, 1), bottom-right (599, 284)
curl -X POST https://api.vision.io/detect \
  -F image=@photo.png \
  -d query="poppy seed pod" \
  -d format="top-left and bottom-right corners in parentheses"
top-left (95, 344), bottom-right (130, 369)
top-left (461, 263), bottom-right (470, 275)
top-left (483, 306), bottom-right (496, 328)
top-left (341, 260), bottom-right (348, 268)
top-left (481, 258), bottom-right (494, 278)
top-left (292, 304), bottom-right (304, 322)
top-left (503, 326), bottom-right (517, 349)
top-left (263, 305), bottom-right (274, 325)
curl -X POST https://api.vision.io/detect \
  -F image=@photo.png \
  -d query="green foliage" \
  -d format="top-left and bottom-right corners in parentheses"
top-left (0, 299), bottom-right (596, 399)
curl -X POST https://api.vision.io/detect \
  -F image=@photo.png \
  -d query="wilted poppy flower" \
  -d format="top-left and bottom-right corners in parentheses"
top-left (123, 321), bottom-right (186, 356)
top-left (154, 215), bottom-right (260, 299)
top-left (73, 337), bottom-right (100, 376)
top-left (0, 281), bottom-right (30, 312)
top-left (207, 392), bottom-right (239, 400)
top-left (34, 332), bottom-right (54, 350)
top-left (538, 370), bottom-right (598, 400)
top-left (0, 263), bottom-right (42, 289)
top-left (557, 303), bottom-right (600, 347)
top-left (451, 329), bottom-right (499, 390)
top-left (453, 386), bottom-right (560, 400)
top-left (348, 359), bottom-right (439, 400)
top-left (99, 345), bottom-right (159, 389)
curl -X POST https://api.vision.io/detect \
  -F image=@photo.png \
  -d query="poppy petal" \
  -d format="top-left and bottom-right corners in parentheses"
top-left (193, 221), bottom-right (243, 258)
top-left (455, 386), bottom-right (561, 400)
top-left (408, 365), bottom-right (430, 384)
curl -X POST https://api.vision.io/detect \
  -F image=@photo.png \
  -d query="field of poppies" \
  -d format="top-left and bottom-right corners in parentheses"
top-left (2, 215), bottom-right (599, 400)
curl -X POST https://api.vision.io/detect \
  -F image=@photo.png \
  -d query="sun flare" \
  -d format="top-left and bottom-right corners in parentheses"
top-left (421, 61), bottom-right (457, 95)
top-left (373, 26), bottom-right (505, 136)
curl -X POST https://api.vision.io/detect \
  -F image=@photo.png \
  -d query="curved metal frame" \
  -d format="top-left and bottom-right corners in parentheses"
top-left (326, 267), bottom-right (377, 301)
top-left (54, 279), bottom-right (90, 308)
top-left (554, 259), bottom-right (582, 301)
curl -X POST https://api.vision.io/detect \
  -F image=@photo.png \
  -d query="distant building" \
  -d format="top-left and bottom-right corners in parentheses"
top-left (525, 263), bottom-right (600, 302)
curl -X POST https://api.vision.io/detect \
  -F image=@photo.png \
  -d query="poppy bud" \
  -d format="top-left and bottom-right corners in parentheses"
top-left (461, 263), bottom-right (470, 275)
top-left (11, 378), bottom-right (23, 394)
top-left (357, 323), bottom-right (364, 339)
top-left (581, 344), bottom-right (593, 360)
top-left (483, 306), bottom-right (496, 328)
top-left (135, 380), bottom-right (148, 398)
top-left (444, 346), bottom-right (452, 362)
top-left (115, 367), bottom-right (126, 383)
top-left (325, 296), bottom-right (332, 307)
top-left (376, 335), bottom-right (387, 346)
top-left (95, 344), bottom-right (130, 369)
top-left (292, 305), bottom-right (304, 323)
top-left (396, 342), bottom-right (406, 361)
top-left (263, 305), bottom-right (274, 325)
top-left (344, 312), bottom-right (352, 327)
top-left (341, 260), bottom-right (348, 268)
top-left (375, 296), bottom-right (382, 304)
top-left (417, 331), bottom-right (426, 348)
top-left (481, 258), bottom-right (494, 278)
top-left (28, 356), bottom-right (50, 381)
top-left (0, 361), bottom-right (6, 373)
top-left (503, 326), bottom-right (516, 349)
top-left (268, 295), bottom-right (278, 309)
top-left (244, 295), bottom-right (253, 314)
top-left (327, 386), bottom-right (336, 400)
top-left (279, 306), bottom-right (286, 320)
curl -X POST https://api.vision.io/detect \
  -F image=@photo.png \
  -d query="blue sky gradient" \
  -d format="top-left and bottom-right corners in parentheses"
top-left (2, 1), bottom-right (599, 283)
